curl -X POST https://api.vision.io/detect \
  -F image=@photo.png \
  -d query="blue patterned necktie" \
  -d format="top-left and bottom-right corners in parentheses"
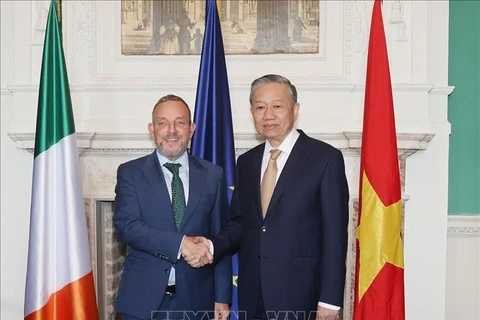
top-left (163, 163), bottom-right (186, 229)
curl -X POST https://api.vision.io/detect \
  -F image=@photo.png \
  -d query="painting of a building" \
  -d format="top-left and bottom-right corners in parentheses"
top-left (121, 0), bottom-right (320, 55)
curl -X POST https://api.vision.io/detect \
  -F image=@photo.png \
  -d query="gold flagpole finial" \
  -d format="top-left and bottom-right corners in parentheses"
top-left (55, 0), bottom-right (62, 23)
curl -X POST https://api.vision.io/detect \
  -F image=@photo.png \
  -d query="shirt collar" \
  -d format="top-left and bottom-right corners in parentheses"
top-left (264, 128), bottom-right (300, 157)
top-left (156, 150), bottom-right (189, 170)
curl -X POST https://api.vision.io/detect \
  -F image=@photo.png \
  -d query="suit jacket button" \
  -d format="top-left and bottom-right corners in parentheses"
top-left (262, 226), bottom-right (266, 232)
top-left (165, 269), bottom-right (170, 274)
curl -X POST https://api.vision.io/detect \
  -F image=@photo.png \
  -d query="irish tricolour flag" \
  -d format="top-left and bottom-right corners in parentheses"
top-left (24, 1), bottom-right (98, 319)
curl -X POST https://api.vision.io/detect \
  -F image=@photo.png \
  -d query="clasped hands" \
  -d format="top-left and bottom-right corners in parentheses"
top-left (181, 237), bottom-right (229, 320)
top-left (180, 236), bottom-right (212, 268)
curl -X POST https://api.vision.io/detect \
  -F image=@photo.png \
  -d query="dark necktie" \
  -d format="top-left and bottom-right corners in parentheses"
top-left (163, 163), bottom-right (186, 229)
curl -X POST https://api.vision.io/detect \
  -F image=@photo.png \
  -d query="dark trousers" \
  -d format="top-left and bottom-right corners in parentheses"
top-left (253, 290), bottom-right (312, 320)
top-left (122, 294), bottom-right (179, 320)
top-left (253, 293), bottom-right (269, 320)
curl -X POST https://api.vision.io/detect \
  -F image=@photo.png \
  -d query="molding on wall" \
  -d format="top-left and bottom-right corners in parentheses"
top-left (343, 1), bottom-right (353, 82)
top-left (1, 86), bottom-right (12, 96)
top-left (6, 83), bottom-right (453, 93)
top-left (8, 131), bottom-right (434, 156)
top-left (352, 84), bottom-right (453, 95)
top-left (7, 84), bottom-right (90, 93)
top-left (353, 84), bottom-right (437, 92)
top-left (8, 132), bottom-right (96, 153)
top-left (430, 86), bottom-right (455, 95)
top-left (343, 132), bottom-right (434, 156)
top-left (7, 83), bottom-right (358, 92)
top-left (351, 1), bottom-right (369, 54)
top-left (32, 1), bottom-right (49, 45)
top-left (3, 85), bottom-right (37, 93)
top-left (88, 1), bottom-right (353, 85)
top-left (447, 215), bottom-right (480, 238)
top-left (72, 1), bottom-right (92, 54)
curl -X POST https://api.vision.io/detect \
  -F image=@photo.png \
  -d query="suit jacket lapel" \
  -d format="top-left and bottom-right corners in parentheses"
top-left (266, 131), bottom-right (309, 217)
top-left (142, 151), bottom-right (177, 230)
top-left (179, 154), bottom-right (206, 231)
top-left (237, 143), bottom-right (265, 220)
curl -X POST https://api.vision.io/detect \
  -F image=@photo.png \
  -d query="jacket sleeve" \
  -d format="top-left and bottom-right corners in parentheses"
top-left (212, 164), bottom-right (242, 260)
top-left (318, 149), bottom-right (350, 306)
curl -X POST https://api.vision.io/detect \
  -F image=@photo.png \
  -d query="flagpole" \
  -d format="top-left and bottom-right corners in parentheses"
top-left (191, 0), bottom-right (238, 317)
top-left (55, 0), bottom-right (61, 22)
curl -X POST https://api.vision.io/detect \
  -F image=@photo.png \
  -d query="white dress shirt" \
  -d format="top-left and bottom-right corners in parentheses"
top-left (261, 129), bottom-right (340, 311)
top-left (260, 128), bottom-right (300, 183)
top-left (156, 150), bottom-right (190, 286)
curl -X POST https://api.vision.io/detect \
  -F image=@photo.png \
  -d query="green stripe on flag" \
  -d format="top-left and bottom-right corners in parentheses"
top-left (34, 1), bottom-right (75, 158)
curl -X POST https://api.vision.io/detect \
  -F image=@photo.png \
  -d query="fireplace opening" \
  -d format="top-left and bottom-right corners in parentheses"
top-left (94, 201), bottom-right (127, 320)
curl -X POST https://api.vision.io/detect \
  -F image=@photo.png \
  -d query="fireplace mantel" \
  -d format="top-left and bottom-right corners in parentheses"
top-left (7, 130), bottom-right (434, 319)
top-left (8, 131), bottom-right (434, 156)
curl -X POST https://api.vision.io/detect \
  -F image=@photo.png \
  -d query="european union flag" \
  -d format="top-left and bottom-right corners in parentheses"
top-left (190, 0), bottom-right (238, 317)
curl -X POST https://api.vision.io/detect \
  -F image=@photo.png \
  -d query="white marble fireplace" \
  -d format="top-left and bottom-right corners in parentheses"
top-left (9, 131), bottom-right (433, 320)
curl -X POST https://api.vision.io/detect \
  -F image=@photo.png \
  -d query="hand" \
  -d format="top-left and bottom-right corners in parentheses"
top-left (181, 236), bottom-right (213, 268)
top-left (214, 302), bottom-right (230, 320)
top-left (193, 235), bottom-right (211, 247)
top-left (316, 306), bottom-right (340, 320)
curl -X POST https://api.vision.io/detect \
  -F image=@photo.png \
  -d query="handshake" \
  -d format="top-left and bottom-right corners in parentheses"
top-left (180, 236), bottom-right (213, 268)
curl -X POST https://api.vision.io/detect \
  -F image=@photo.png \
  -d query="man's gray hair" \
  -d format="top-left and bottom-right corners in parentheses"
top-left (249, 74), bottom-right (298, 105)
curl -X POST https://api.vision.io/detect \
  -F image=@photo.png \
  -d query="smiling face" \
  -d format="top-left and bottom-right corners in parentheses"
top-left (250, 82), bottom-right (299, 148)
top-left (148, 99), bottom-right (195, 160)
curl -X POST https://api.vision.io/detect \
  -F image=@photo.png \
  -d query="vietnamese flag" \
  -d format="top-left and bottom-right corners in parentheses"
top-left (353, 1), bottom-right (405, 319)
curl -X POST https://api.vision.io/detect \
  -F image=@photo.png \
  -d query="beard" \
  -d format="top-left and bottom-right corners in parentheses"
top-left (156, 134), bottom-right (188, 160)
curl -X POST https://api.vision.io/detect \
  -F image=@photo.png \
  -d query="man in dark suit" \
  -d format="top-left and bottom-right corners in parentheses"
top-left (113, 94), bottom-right (232, 320)
top-left (196, 75), bottom-right (349, 320)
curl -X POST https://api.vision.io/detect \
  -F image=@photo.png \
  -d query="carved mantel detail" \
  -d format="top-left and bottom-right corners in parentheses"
top-left (8, 132), bottom-right (434, 156)
top-left (447, 216), bottom-right (480, 238)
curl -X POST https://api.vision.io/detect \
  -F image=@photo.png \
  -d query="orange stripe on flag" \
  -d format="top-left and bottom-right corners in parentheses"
top-left (25, 272), bottom-right (98, 320)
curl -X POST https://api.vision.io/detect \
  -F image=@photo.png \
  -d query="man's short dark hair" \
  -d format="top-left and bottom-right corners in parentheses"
top-left (152, 94), bottom-right (192, 122)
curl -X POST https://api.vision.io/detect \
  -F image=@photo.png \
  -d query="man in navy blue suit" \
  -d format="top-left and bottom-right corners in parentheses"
top-left (196, 75), bottom-right (349, 320)
top-left (113, 94), bottom-right (232, 320)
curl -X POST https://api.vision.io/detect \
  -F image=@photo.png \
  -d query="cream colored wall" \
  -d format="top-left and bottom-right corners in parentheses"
top-left (1, 1), bottom-right (473, 319)
top-left (1, 1), bottom-right (34, 319)
top-left (446, 217), bottom-right (480, 320)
